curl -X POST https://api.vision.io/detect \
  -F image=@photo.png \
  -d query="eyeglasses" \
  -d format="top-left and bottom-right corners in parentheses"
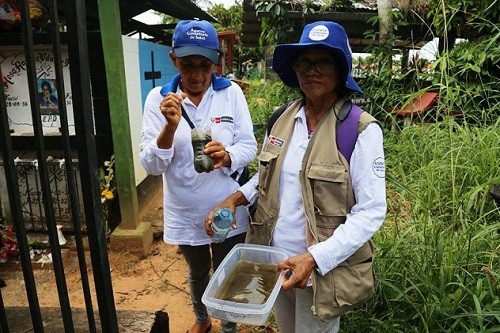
top-left (292, 59), bottom-right (337, 74)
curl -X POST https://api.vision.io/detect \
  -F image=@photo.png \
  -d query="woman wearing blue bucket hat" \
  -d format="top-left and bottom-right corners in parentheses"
top-left (207, 21), bottom-right (387, 332)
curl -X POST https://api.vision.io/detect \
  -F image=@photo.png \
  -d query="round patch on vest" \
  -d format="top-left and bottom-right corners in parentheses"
top-left (372, 157), bottom-right (385, 178)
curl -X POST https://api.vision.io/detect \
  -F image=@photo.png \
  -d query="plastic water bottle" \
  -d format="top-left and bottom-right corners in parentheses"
top-left (211, 208), bottom-right (234, 243)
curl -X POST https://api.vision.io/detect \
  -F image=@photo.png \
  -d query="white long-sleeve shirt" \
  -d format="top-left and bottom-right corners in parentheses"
top-left (240, 106), bottom-right (386, 276)
top-left (140, 80), bottom-right (257, 246)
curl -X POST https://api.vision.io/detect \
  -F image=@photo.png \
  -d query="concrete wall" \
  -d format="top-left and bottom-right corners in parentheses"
top-left (122, 36), bottom-right (177, 186)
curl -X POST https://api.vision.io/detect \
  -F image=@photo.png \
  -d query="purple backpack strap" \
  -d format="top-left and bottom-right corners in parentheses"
top-left (336, 103), bottom-right (363, 162)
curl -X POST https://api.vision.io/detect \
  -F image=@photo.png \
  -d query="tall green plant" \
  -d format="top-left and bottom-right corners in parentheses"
top-left (361, 4), bottom-right (499, 128)
top-left (427, 0), bottom-right (500, 40)
top-left (342, 118), bottom-right (500, 332)
top-left (245, 79), bottom-right (299, 175)
top-left (247, 79), bottom-right (299, 126)
top-left (432, 27), bottom-right (500, 125)
top-left (349, 10), bottom-right (500, 325)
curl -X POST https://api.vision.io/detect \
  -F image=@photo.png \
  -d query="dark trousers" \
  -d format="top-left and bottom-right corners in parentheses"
top-left (179, 233), bottom-right (246, 333)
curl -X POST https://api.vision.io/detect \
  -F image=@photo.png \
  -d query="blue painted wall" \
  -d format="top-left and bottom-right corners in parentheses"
top-left (138, 40), bottom-right (178, 110)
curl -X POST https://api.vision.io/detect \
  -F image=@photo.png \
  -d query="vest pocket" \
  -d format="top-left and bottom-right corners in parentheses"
top-left (257, 150), bottom-right (279, 193)
top-left (307, 165), bottom-right (348, 216)
top-left (246, 200), bottom-right (274, 245)
top-left (249, 199), bottom-right (266, 226)
top-left (314, 216), bottom-right (344, 241)
top-left (313, 241), bottom-right (376, 320)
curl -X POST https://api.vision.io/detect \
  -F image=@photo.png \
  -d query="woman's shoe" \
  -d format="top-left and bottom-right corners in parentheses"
top-left (186, 320), bottom-right (212, 333)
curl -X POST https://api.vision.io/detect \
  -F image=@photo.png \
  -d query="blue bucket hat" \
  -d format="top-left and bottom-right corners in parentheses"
top-left (272, 21), bottom-right (362, 94)
top-left (172, 20), bottom-right (220, 64)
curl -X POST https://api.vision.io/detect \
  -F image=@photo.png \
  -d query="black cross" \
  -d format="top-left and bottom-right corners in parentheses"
top-left (144, 51), bottom-right (161, 88)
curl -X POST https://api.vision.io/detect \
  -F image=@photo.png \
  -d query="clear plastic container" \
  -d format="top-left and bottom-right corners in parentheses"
top-left (202, 244), bottom-right (287, 326)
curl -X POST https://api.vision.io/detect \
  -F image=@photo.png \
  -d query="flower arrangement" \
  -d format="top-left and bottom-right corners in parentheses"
top-left (0, 224), bottom-right (19, 263)
top-left (99, 155), bottom-right (116, 232)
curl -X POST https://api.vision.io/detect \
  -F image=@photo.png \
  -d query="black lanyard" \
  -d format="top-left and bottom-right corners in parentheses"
top-left (181, 105), bottom-right (196, 129)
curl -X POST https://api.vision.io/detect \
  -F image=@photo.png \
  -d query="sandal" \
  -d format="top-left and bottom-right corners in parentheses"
top-left (186, 322), bottom-right (212, 333)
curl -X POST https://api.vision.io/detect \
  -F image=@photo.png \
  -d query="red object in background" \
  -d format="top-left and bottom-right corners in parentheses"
top-left (0, 0), bottom-right (47, 31)
top-left (395, 91), bottom-right (439, 117)
top-left (0, 225), bottom-right (19, 261)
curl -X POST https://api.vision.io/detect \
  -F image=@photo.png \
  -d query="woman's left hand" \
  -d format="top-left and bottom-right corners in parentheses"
top-left (277, 252), bottom-right (317, 291)
top-left (204, 140), bottom-right (231, 169)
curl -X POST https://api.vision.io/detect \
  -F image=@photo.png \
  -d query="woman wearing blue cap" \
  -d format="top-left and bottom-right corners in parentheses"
top-left (140, 20), bottom-right (257, 333)
top-left (206, 21), bottom-right (387, 332)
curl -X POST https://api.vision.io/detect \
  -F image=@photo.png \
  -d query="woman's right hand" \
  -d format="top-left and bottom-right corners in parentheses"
top-left (156, 92), bottom-right (186, 149)
top-left (159, 92), bottom-right (185, 128)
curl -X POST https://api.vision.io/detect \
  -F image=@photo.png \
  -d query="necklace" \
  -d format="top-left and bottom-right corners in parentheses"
top-left (308, 127), bottom-right (315, 139)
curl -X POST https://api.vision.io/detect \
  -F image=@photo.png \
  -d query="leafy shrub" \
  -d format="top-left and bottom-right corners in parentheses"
top-left (431, 34), bottom-right (500, 125)
top-left (342, 117), bottom-right (500, 332)
top-left (247, 79), bottom-right (300, 135)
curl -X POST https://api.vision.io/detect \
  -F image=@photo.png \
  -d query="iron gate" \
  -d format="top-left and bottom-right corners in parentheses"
top-left (0, 0), bottom-right (118, 332)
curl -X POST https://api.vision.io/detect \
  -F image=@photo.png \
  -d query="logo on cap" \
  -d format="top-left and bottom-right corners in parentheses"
top-left (308, 25), bottom-right (329, 41)
top-left (187, 28), bottom-right (209, 41)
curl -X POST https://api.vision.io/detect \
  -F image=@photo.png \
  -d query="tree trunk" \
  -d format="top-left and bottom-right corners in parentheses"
top-left (377, 0), bottom-right (393, 43)
top-left (377, 0), bottom-right (393, 67)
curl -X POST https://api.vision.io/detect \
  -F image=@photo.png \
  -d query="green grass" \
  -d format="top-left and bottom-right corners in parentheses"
top-left (342, 118), bottom-right (500, 332)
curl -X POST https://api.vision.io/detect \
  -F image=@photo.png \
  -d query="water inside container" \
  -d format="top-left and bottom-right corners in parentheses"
top-left (191, 128), bottom-right (213, 173)
top-left (215, 260), bottom-right (280, 305)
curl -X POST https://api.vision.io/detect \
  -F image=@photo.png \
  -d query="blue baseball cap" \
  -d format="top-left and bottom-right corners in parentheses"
top-left (272, 21), bottom-right (363, 94)
top-left (172, 20), bottom-right (220, 64)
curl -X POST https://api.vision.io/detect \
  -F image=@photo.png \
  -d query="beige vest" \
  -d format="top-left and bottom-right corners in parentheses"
top-left (246, 98), bottom-right (379, 320)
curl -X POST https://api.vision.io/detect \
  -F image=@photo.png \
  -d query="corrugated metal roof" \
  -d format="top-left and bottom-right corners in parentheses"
top-left (352, 0), bottom-right (377, 10)
top-left (87, 0), bottom-right (216, 45)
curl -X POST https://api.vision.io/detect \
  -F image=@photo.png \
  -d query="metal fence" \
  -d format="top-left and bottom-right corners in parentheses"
top-left (0, 158), bottom-right (84, 231)
top-left (0, 0), bottom-right (118, 332)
